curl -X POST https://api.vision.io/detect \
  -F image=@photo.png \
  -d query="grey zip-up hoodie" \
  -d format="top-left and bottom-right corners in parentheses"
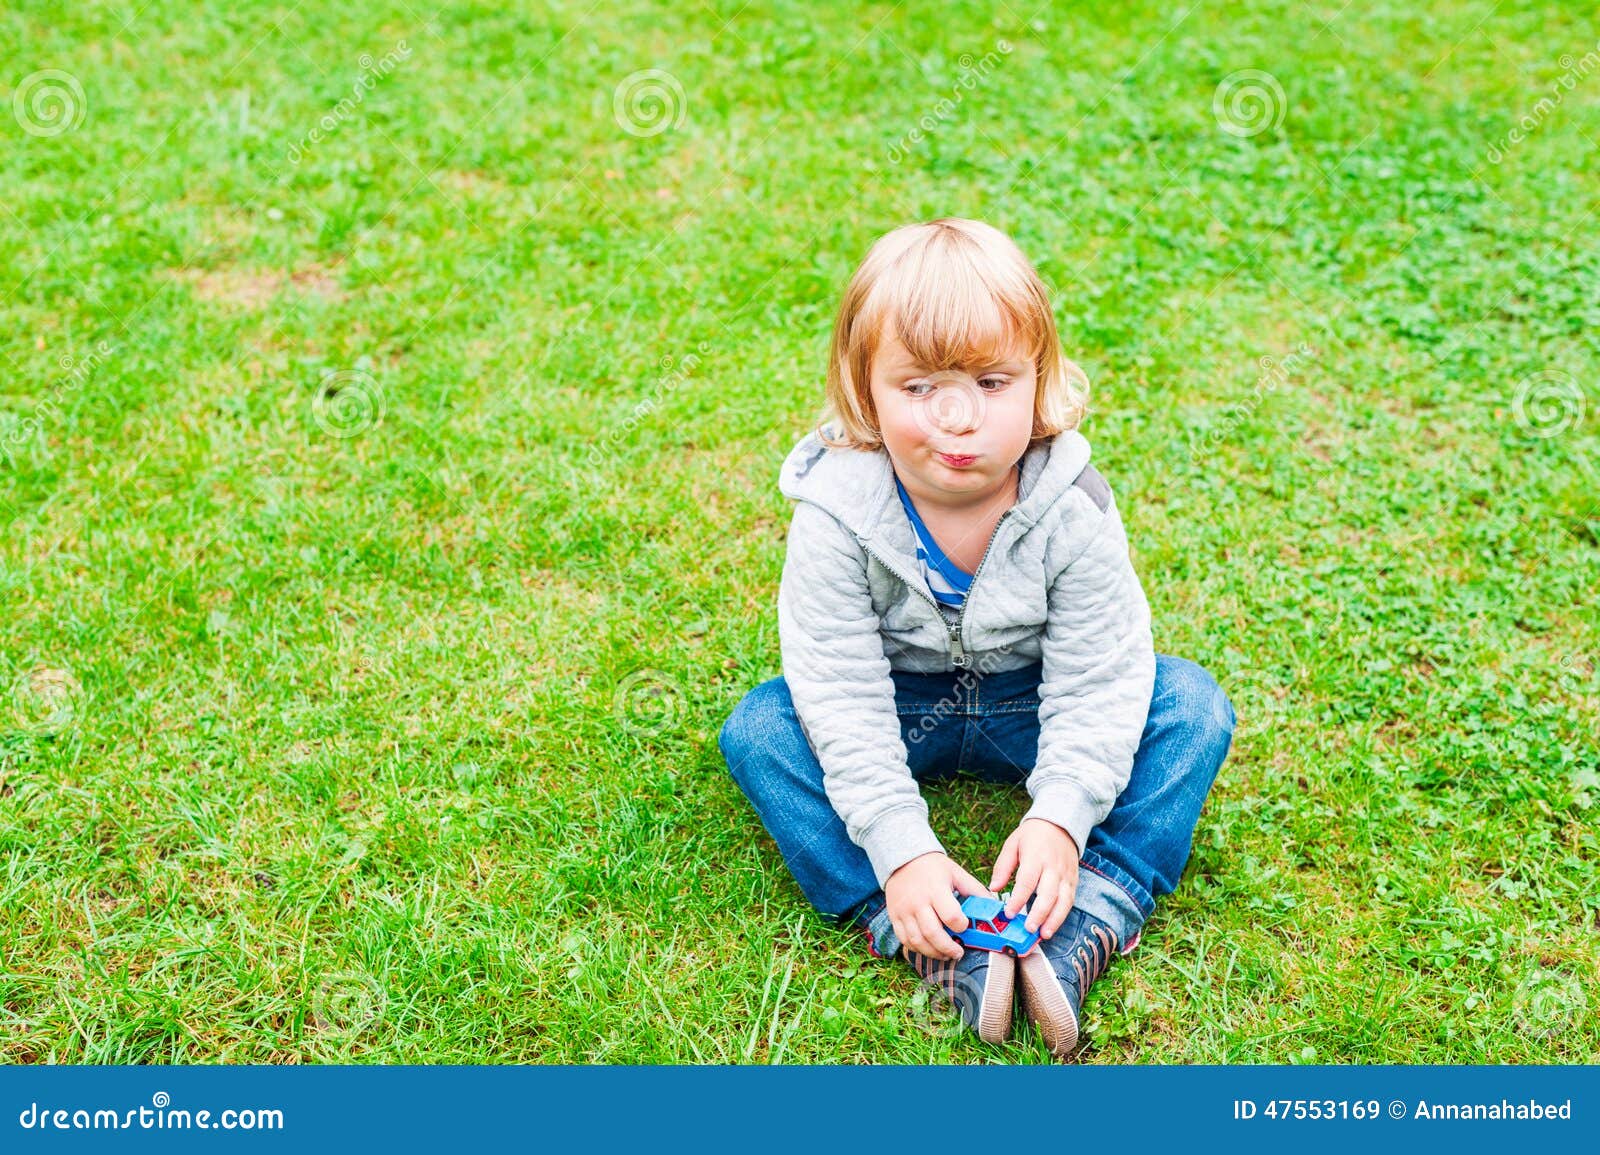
top-left (776, 425), bottom-right (1156, 887)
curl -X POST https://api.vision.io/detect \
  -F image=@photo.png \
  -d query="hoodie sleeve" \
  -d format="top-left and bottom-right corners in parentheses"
top-left (777, 500), bottom-right (946, 887)
top-left (1021, 488), bottom-right (1156, 856)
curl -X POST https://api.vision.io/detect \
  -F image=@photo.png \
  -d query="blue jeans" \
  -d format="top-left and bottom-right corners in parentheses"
top-left (718, 655), bottom-right (1236, 956)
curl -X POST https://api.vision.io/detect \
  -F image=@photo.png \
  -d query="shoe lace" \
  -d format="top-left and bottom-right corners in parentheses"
top-left (1071, 923), bottom-right (1118, 991)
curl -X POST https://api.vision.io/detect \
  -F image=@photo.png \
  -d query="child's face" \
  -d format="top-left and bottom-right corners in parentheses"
top-left (868, 322), bottom-right (1037, 505)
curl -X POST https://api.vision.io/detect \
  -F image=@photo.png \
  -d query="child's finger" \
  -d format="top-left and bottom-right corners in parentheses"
top-left (915, 905), bottom-right (960, 960)
top-left (1006, 857), bottom-right (1043, 918)
top-left (1024, 869), bottom-right (1060, 932)
top-left (933, 887), bottom-right (969, 934)
top-left (949, 861), bottom-right (994, 901)
top-left (988, 832), bottom-right (1019, 893)
top-left (1041, 880), bottom-right (1074, 939)
top-left (897, 912), bottom-right (932, 959)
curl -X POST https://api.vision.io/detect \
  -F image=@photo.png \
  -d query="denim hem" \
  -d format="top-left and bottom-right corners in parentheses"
top-left (1078, 849), bottom-right (1155, 919)
top-left (1075, 856), bottom-right (1151, 953)
top-left (1073, 870), bottom-right (1144, 953)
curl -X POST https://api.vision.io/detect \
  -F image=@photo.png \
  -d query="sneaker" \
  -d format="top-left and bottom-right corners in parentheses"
top-left (850, 894), bottom-right (1015, 1046)
top-left (1016, 906), bottom-right (1121, 1057)
top-left (902, 940), bottom-right (1016, 1045)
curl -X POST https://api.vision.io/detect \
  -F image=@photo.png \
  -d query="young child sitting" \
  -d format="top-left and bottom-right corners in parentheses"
top-left (719, 218), bottom-right (1236, 1058)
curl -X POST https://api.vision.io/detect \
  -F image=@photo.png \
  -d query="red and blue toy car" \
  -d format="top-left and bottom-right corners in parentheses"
top-left (947, 894), bottom-right (1041, 957)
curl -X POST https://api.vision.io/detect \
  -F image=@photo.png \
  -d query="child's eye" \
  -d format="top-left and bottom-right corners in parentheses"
top-left (904, 382), bottom-right (934, 397)
top-left (978, 377), bottom-right (1010, 391)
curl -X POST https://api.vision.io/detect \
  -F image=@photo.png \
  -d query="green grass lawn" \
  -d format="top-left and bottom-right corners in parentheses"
top-left (2, 0), bottom-right (1597, 1063)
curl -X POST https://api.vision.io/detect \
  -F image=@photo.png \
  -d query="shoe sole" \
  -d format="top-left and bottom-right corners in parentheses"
top-left (1017, 949), bottom-right (1080, 1057)
top-left (976, 950), bottom-right (1015, 1045)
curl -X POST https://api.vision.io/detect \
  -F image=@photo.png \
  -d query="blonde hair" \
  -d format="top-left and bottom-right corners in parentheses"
top-left (816, 218), bottom-right (1088, 450)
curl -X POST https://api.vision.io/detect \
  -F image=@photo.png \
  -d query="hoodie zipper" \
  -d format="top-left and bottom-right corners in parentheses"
top-left (947, 509), bottom-right (1015, 669)
top-left (860, 508), bottom-right (1015, 672)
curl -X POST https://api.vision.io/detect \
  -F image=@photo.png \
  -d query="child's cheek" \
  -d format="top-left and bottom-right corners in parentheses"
top-left (878, 402), bottom-right (926, 456)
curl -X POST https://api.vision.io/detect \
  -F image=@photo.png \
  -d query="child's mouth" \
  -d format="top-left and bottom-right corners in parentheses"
top-left (937, 452), bottom-right (978, 468)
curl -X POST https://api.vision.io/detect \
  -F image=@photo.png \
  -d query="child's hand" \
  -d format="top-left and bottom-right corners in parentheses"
top-left (884, 851), bottom-right (996, 961)
top-left (989, 818), bottom-right (1080, 940)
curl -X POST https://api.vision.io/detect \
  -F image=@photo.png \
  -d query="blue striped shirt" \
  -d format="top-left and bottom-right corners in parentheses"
top-left (893, 473), bottom-right (974, 609)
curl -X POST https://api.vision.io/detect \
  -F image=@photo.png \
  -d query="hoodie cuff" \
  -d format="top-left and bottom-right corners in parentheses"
top-left (859, 807), bottom-right (946, 888)
top-left (1021, 781), bottom-right (1102, 859)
